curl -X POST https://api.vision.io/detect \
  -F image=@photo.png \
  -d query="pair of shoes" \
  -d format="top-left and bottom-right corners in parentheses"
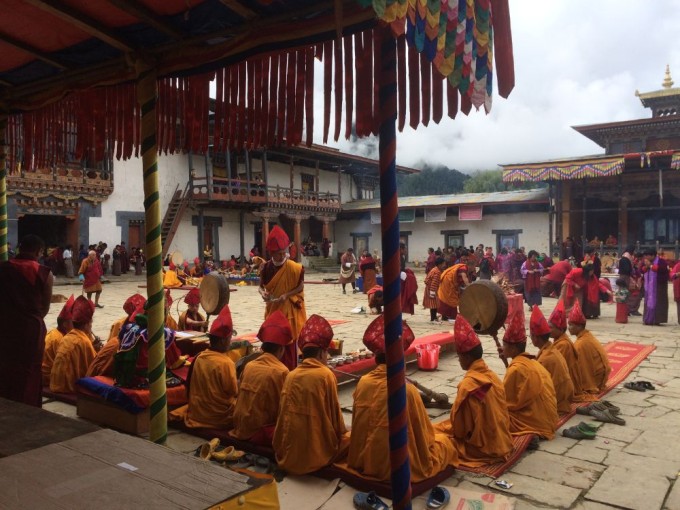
top-left (624, 381), bottom-right (655, 392)
top-left (590, 408), bottom-right (626, 426)
top-left (198, 438), bottom-right (220, 460)
top-left (426, 487), bottom-right (451, 509)
top-left (353, 491), bottom-right (389, 510)
top-left (578, 421), bottom-right (600, 434)
top-left (211, 445), bottom-right (246, 462)
top-left (563, 425), bottom-right (596, 440)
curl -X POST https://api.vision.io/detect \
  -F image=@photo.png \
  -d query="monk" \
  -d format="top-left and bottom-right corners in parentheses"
top-left (502, 313), bottom-right (558, 440)
top-left (346, 316), bottom-right (457, 481)
top-left (42, 296), bottom-right (75, 386)
top-left (259, 225), bottom-right (307, 370)
top-left (50, 297), bottom-right (98, 393)
top-left (164, 289), bottom-right (179, 330)
top-left (529, 306), bottom-right (574, 415)
top-left (163, 262), bottom-right (183, 288)
top-left (435, 315), bottom-right (513, 468)
top-left (437, 262), bottom-right (470, 320)
top-left (569, 300), bottom-right (611, 395)
top-left (273, 315), bottom-right (349, 475)
top-left (171, 305), bottom-right (238, 428)
top-left (230, 311), bottom-right (290, 446)
top-left (87, 293), bottom-right (146, 378)
top-left (178, 288), bottom-right (208, 332)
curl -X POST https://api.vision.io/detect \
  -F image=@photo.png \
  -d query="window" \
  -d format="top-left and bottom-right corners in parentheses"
top-left (301, 173), bottom-right (315, 192)
top-left (446, 234), bottom-right (464, 248)
top-left (493, 229), bottom-right (523, 253)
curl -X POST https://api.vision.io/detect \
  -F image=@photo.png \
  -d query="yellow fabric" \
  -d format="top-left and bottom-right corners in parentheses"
top-left (574, 329), bottom-right (612, 394)
top-left (171, 350), bottom-right (238, 429)
top-left (552, 333), bottom-right (597, 402)
top-left (263, 260), bottom-right (307, 342)
top-left (163, 270), bottom-right (183, 288)
top-left (437, 263), bottom-right (468, 308)
top-left (230, 353), bottom-right (289, 441)
top-left (86, 338), bottom-right (119, 377)
top-left (108, 316), bottom-right (127, 342)
top-left (273, 358), bottom-right (349, 475)
top-left (210, 479), bottom-right (279, 510)
top-left (434, 359), bottom-right (513, 468)
top-left (344, 364), bottom-right (456, 482)
top-left (504, 354), bottom-right (558, 440)
top-left (536, 342), bottom-right (575, 415)
top-left (49, 329), bottom-right (97, 393)
top-left (42, 328), bottom-right (65, 386)
top-left (165, 314), bottom-right (178, 330)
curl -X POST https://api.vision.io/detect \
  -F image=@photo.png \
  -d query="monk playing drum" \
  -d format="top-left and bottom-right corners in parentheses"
top-left (178, 288), bottom-right (208, 332)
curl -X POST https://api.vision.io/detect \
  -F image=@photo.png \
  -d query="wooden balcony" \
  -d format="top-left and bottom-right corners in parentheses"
top-left (266, 186), bottom-right (341, 213)
top-left (7, 165), bottom-right (113, 199)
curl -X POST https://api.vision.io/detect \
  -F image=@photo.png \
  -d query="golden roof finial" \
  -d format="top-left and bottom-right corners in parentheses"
top-left (662, 64), bottom-right (674, 89)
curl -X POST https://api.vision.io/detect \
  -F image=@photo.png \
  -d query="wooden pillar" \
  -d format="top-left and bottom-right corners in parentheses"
top-left (337, 168), bottom-right (342, 202)
top-left (620, 196), bottom-right (629, 249)
top-left (293, 215), bottom-right (302, 262)
top-left (198, 208), bottom-right (205, 260)
top-left (289, 156), bottom-right (294, 191)
top-left (322, 219), bottom-right (330, 241)
top-left (548, 181), bottom-right (554, 255)
top-left (0, 115), bottom-right (7, 261)
top-left (239, 210), bottom-right (245, 259)
top-left (261, 216), bottom-right (270, 258)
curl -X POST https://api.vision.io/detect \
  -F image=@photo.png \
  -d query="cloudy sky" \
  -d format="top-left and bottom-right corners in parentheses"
top-left (313, 0), bottom-right (680, 172)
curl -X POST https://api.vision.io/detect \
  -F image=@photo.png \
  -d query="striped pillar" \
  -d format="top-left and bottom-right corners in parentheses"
top-left (377, 27), bottom-right (412, 509)
top-left (136, 66), bottom-right (167, 444)
top-left (0, 115), bottom-right (7, 262)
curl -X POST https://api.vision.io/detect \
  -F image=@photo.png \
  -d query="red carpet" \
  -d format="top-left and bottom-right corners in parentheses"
top-left (457, 434), bottom-right (536, 478)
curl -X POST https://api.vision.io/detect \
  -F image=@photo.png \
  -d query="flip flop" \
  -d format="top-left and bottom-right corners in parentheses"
top-left (426, 487), bottom-right (451, 509)
top-left (624, 381), bottom-right (646, 392)
top-left (590, 408), bottom-right (626, 426)
top-left (588, 402), bottom-right (621, 416)
top-left (575, 405), bottom-right (593, 415)
top-left (563, 426), bottom-right (595, 440)
top-left (353, 491), bottom-right (389, 510)
top-left (639, 381), bottom-right (656, 390)
top-left (577, 422), bottom-right (600, 434)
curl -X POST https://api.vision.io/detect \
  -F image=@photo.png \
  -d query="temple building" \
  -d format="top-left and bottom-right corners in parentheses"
top-left (501, 65), bottom-right (680, 259)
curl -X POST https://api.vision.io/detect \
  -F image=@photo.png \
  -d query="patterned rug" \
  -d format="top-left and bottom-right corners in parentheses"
top-left (456, 434), bottom-right (536, 479)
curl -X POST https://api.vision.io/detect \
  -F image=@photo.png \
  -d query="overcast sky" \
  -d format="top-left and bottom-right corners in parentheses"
top-left (312, 0), bottom-right (680, 172)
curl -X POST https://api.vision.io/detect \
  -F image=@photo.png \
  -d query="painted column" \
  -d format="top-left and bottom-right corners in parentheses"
top-left (293, 214), bottom-right (302, 262)
top-left (322, 219), bottom-right (330, 241)
top-left (0, 115), bottom-right (7, 261)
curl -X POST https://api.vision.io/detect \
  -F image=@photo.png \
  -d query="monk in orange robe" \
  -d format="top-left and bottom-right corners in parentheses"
top-left (435, 315), bottom-right (513, 468)
top-left (346, 316), bottom-right (457, 481)
top-left (164, 290), bottom-right (178, 330)
top-left (273, 315), bottom-right (349, 475)
top-left (529, 306), bottom-right (574, 415)
top-left (42, 296), bottom-right (74, 386)
top-left (171, 304), bottom-right (238, 429)
top-left (230, 311), bottom-right (290, 446)
top-left (568, 300), bottom-right (611, 395)
top-left (178, 288), bottom-right (208, 332)
top-left (502, 313), bottom-right (558, 440)
top-left (163, 262), bottom-right (183, 288)
top-left (437, 263), bottom-right (470, 320)
top-left (259, 225), bottom-right (307, 370)
top-left (50, 297), bottom-right (98, 393)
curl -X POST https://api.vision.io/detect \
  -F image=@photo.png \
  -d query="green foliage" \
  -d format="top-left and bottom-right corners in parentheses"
top-left (463, 169), bottom-right (546, 193)
top-left (396, 163), bottom-right (469, 197)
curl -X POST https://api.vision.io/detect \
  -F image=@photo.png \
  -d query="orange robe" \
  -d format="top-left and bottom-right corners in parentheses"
top-left (273, 358), bottom-right (349, 475)
top-left (345, 365), bottom-right (457, 482)
top-left (504, 353), bottom-right (558, 440)
top-left (435, 359), bottom-right (513, 468)
top-left (171, 349), bottom-right (238, 429)
top-left (42, 328), bottom-right (65, 386)
top-left (165, 314), bottom-right (178, 330)
top-left (86, 338), bottom-right (119, 377)
top-left (263, 259), bottom-right (307, 341)
top-left (437, 263), bottom-right (468, 309)
top-left (178, 310), bottom-right (206, 332)
top-left (536, 342), bottom-right (574, 415)
top-left (108, 316), bottom-right (127, 343)
top-left (163, 270), bottom-right (183, 288)
top-left (574, 329), bottom-right (611, 395)
top-left (49, 329), bottom-right (97, 393)
top-left (552, 333), bottom-right (595, 402)
top-left (230, 353), bottom-right (289, 442)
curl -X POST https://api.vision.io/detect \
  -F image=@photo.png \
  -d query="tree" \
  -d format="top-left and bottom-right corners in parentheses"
top-left (463, 169), bottom-right (545, 193)
top-left (396, 163), bottom-right (469, 197)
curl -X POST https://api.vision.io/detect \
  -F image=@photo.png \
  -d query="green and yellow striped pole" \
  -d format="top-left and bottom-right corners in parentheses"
top-left (0, 115), bottom-right (8, 262)
top-left (136, 65), bottom-right (167, 443)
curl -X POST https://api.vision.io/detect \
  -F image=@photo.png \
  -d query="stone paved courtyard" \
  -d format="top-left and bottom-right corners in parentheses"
top-left (45, 270), bottom-right (680, 510)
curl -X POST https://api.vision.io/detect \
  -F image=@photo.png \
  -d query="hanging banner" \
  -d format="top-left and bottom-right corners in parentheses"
top-left (424, 208), bottom-right (447, 222)
top-left (459, 204), bottom-right (483, 221)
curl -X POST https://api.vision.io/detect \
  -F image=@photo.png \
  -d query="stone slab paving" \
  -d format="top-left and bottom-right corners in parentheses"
top-left (44, 270), bottom-right (680, 509)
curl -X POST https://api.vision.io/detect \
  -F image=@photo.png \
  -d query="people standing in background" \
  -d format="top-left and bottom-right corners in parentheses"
top-left (495, 247), bottom-right (511, 278)
top-left (120, 242), bottom-right (130, 274)
top-left (424, 257), bottom-right (445, 321)
top-left (614, 278), bottom-right (629, 324)
top-left (79, 250), bottom-right (104, 308)
top-left (478, 247), bottom-right (495, 280)
top-left (340, 248), bottom-right (358, 294)
top-left (521, 250), bottom-right (544, 309)
top-left (322, 238), bottom-right (330, 258)
top-left (359, 251), bottom-right (377, 294)
top-left (642, 249), bottom-right (669, 326)
top-left (112, 245), bottom-right (122, 276)
top-left (425, 247), bottom-right (437, 274)
top-left (63, 244), bottom-right (74, 278)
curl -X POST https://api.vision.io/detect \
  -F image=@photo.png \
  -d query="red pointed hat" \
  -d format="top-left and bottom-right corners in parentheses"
top-left (169, 261), bottom-right (176, 270)
top-left (568, 299), bottom-right (586, 325)
top-left (548, 300), bottom-right (567, 330)
top-left (210, 305), bottom-right (234, 338)
top-left (530, 305), bottom-right (551, 336)
top-left (362, 315), bottom-right (415, 354)
top-left (165, 289), bottom-right (173, 307)
top-left (298, 314), bottom-right (334, 350)
top-left (123, 293), bottom-right (146, 317)
top-left (257, 310), bottom-right (292, 346)
top-left (194, 257), bottom-right (200, 265)
top-left (453, 314), bottom-right (481, 353)
top-left (183, 261), bottom-right (189, 268)
top-left (266, 225), bottom-right (290, 253)
top-left (503, 312), bottom-right (527, 344)
top-left (72, 296), bottom-right (95, 323)
top-left (58, 295), bottom-right (75, 320)
top-left (184, 288), bottom-right (201, 306)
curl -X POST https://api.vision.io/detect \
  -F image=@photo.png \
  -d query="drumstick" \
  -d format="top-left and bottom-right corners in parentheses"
top-left (491, 331), bottom-right (509, 368)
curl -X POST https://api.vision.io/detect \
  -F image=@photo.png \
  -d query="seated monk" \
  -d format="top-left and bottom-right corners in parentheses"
top-left (50, 297), bottom-right (98, 393)
top-left (87, 293), bottom-right (146, 378)
top-left (346, 316), bottom-right (457, 481)
top-left (164, 289), bottom-right (178, 330)
top-left (178, 288), bottom-right (208, 332)
top-left (190, 257), bottom-right (203, 277)
top-left (434, 315), bottom-right (513, 468)
top-left (170, 305), bottom-right (238, 428)
top-left (229, 311), bottom-right (290, 446)
top-left (502, 313), bottom-right (558, 440)
top-left (529, 306), bottom-right (574, 415)
top-left (273, 315), bottom-right (349, 475)
top-left (163, 262), bottom-right (183, 288)
top-left (569, 300), bottom-right (611, 395)
top-left (42, 296), bottom-right (74, 386)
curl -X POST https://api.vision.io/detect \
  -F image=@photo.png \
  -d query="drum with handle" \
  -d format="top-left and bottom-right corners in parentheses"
top-left (199, 271), bottom-right (230, 315)
top-left (459, 280), bottom-right (508, 335)
top-left (170, 250), bottom-right (184, 266)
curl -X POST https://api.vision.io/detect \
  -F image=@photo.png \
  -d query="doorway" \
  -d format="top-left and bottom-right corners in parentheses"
top-left (18, 215), bottom-right (68, 247)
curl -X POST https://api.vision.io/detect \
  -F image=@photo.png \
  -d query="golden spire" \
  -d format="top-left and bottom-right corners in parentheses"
top-left (662, 64), bottom-right (674, 89)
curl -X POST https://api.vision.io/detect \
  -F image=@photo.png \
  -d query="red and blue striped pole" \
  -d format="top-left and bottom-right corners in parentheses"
top-left (377, 25), bottom-right (412, 509)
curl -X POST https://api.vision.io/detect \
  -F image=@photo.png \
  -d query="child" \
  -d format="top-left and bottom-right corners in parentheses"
top-left (614, 278), bottom-right (629, 324)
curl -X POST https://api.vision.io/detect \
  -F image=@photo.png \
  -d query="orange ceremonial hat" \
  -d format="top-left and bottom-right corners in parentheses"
top-left (165, 289), bottom-right (173, 307)
top-left (266, 225), bottom-right (290, 253)
top-left (568, 299), bottom-right (587, 325)
top-left (72, 296), bottom-right (95, 324)
top-left (530, 305), bottom-right (551, 336)
top-left (58, 295), bottom-right (75, 320)
top-left (184, 288), bottom-right (201, 306)
top-left (548, 300), bottom-right (567, 330)
top-left (210, 305), bottom-right (234, 338)
top-left (123, 293), bottom-right (146, 317)
top-left (453, 314), bottom-right (481, 354)
top-left (503, 312), bottom-right (527, 344)
top-left (362, 315), bottom-right (415, 354)
top-left (257, 310), bottom-right (292, 346)
top-left (298, 314), bottom-right (334, 351)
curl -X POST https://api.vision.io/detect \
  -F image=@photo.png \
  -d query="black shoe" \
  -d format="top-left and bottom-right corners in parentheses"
top-left (630, 311), bottom-right (641, 316)
top-left (95, 304), bottom-right (104, 308)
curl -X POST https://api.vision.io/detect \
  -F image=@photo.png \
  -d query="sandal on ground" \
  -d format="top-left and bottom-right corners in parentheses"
top-left (577, 422), bottom-right (600, 434)
top-left (233, 453), bottom-right (256, 469)
top-left (639, 381), bottom-right (656, 390)
top-left (427, 487), bottom-right (451, 509)
top-left (563, 426), bottom-right (595, 440)
top-left (600, 401), bottom-right (621, 414)
top-left (575, 404), bottom-right (593, 415)
top-left (588, 402), bottom-right (621, 416)
top-left (198, 438), bottom-right (221, 460)
top-left (624, 381), bottom-right (647, 392)
top-left (590, 408), bottom-right (626, 426)
top-left (353, 491), bottom-right (389, 510)
top-left (211, 445), bottom-right (246, 462)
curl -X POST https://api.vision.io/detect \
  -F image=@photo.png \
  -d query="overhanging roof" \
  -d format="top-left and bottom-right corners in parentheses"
top-left (572, 115), bottom-right (680, 148)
